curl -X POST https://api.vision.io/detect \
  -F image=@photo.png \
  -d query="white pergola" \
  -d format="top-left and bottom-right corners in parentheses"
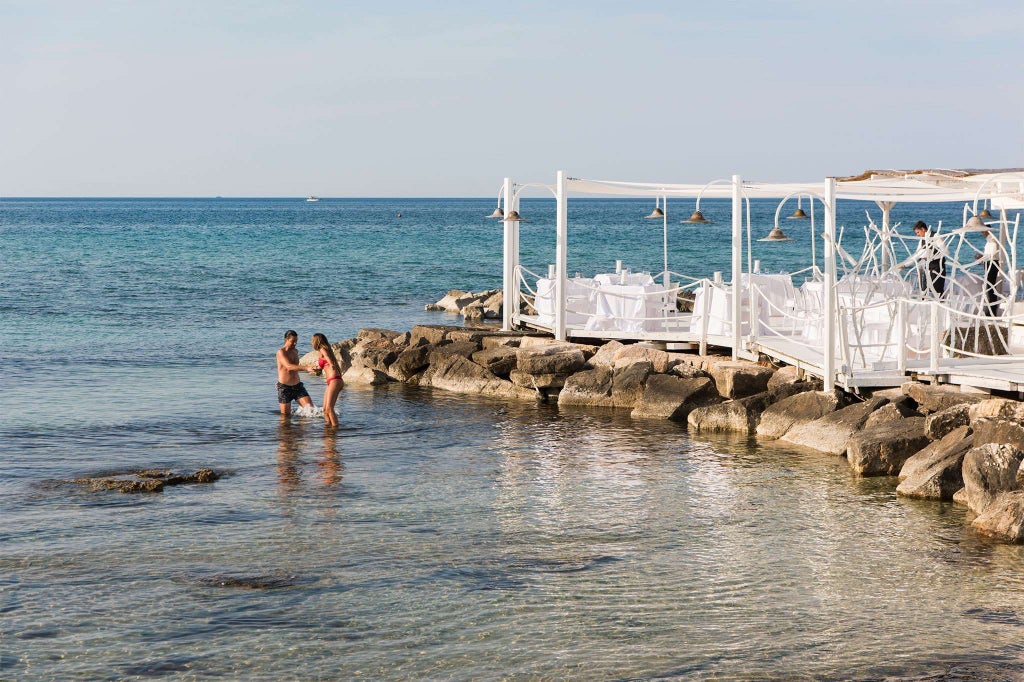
top-left (500, 169), bottom-right (1024, 389)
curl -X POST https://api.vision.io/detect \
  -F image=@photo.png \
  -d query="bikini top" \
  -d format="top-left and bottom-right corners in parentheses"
top-left (317, 358), bottom-right (328, 369)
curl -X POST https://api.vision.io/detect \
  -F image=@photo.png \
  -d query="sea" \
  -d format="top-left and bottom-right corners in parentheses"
top-left (3, 196), bottom-right (1024, 680)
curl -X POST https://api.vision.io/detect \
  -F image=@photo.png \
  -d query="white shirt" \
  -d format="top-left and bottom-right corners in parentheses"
top-left (980, 232), bottom-right (1001, 263)
top-left (898, 232), bottom-right (948, 269)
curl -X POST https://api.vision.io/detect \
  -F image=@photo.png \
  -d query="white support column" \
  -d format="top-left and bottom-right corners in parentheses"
top-left (822, 177), bottom-right (837, 388)
top-left (501, 177), bottom-right (516, 331)
top-left (879, 201), bottom-right (893, 271)
top-left (731, 175), bottom-right (743, 360)
top-left (662, 195), bottom-right (670, 288)
top-left (554, 170), bottom-right (568, 341)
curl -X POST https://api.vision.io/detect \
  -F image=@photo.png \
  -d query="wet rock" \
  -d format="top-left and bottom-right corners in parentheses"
top-left (953, 487), bottom-right (969, 506)
top-left (462, 302), bottom-right (485, 321)
top-left (924, 403), bottom-right (972, 440)
top-left (353, 338), bottom-right (403, 372)
top-left (972, 491), bottom-right (1024, 542)
top-left (971, 418), bottom-right (1024, 451)
top-left (517, 344), bottom-right (586, 376)
top-left (846, 417), bottom-right (928, 476)
top-left (194, 573), bottom-right (303, 589)
top-left (509, 370), bottom-right (567, 390)
top-left (709, 362), bottom-right (774, 399)
top-left (756, 389), bottom-right (850, 440)
top-left (429, 354), bottom-right (536, 401)
top-left (901, 382), bottom-right (988, 414)
top-left (897, 426), bottom-right (973, 500)
top-left (557, 367), bottom-right (614, 408)
top-left (781, 396), bottom-right (890, 456)
top-left (631, 375), bottom-right (719, 421)
top-left (961, 443), bottom-right (1024, 514)
top-left (471, 346), bottom-right (518, 378)
top-left (688, 382), bottom-right (812, 435)
top-left (482, 291), bottom-right (503, 319)
top-left (611, 360), bottom-right (654, 408)
top-left (70, 468), bottom-right (221, 494)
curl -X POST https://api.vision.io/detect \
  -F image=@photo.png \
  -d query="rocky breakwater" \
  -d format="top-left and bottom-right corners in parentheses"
top-left (317, 326), bottom-right (818, 426)
top-left (425, 289), bottom-right (505, 322)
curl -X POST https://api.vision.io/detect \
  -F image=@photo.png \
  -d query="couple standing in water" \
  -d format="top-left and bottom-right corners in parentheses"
top-left (275, 329), bottom-right (344, 427)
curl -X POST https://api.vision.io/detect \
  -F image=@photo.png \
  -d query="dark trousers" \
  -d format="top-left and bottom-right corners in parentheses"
top-left (984, 261), bottom-right (1000, 316)
top-left (918, 259), bottom-right (946, 297)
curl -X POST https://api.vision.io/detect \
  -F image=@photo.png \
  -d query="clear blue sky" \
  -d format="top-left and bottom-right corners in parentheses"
top-left (2, 1), bottom-right (1022, 196)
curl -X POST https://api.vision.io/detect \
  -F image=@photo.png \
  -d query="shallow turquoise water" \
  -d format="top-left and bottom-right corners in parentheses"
top-left (3, 198), bottom-right (1024, 680)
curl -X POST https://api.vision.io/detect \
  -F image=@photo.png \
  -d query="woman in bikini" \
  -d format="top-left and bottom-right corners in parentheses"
top-left (310, 333), bottom-right (344, 427)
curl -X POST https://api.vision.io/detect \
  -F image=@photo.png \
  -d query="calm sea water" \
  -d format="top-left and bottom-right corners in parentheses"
top-left (3, 197), bottom-right (1024, 680)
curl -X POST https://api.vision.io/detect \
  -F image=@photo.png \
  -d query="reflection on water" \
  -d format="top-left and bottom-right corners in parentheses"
top-left (6, 385), bottom-right (1024, 679)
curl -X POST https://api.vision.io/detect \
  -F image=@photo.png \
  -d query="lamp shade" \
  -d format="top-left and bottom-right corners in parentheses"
top-left (644, 207), bottom-right (665, 219)
top-left (503, 209), bottom-right (528, 222)
top-left (486, 207), bottom-right (504, 219)
top-left (978, 208), bottom-right (994, 219)
top-left (787, 207), bottom-right (809, 219)
top-left (682, 210), bottom-right (711, 224)
top-left (758, 227), bottom-right (793, 242)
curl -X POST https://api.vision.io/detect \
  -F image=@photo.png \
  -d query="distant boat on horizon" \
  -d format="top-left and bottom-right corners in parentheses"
top-left (306, 196), bottom-right (320, 202)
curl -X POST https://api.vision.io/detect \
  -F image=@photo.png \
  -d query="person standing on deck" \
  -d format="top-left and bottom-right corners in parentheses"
top-left (974, 228), bottom-right (1003, 316)
top-left (276, 330), bottom-right (315, 416)
top-left (897, 221), bottom-right (947, 298)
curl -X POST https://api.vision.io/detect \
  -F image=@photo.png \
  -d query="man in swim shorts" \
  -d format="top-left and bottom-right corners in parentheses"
top-left (276, 330), bottom-right (315, 416)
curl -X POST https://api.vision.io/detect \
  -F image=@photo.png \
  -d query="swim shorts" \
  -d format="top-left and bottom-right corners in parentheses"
top-left (277, 381), bottom-right (310, 404)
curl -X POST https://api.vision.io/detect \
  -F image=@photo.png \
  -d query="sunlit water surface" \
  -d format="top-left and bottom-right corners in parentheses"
top-left (3, 198), bottom-right (1024, 680)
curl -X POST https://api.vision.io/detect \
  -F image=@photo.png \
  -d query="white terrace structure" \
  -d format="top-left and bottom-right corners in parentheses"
top-left (496, 170), bottom-right (1024, 395)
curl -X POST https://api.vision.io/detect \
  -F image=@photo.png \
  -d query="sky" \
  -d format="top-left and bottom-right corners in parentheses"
top-left (2, 0), bottom-right (1023, 197)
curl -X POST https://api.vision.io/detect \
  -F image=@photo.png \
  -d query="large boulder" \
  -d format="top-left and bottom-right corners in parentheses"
top-left (509, 370), bottom-right (566, 390)
top-left (428, 340), bottom-right (481, 364)
top-left (863, 397), bottom-right (921, 429)
top-left (971, 491), bottom-right (1024, 542)
top-left (756, 389), bottom-right (850, 440)
top-left (688, 382), bottom-right (812, 435)
top-left (924, 403), bottom-right (972, 440)
top-left (766, 365), bottom-right (820, 391)
top-left (471, 346), bottom-right (518, 378)
top-left (587, 340), bottom-right (626, 368)
top-left (896, 426), bottom-right (974, 500)
top-left (612, 344), bottom-right (679, 373)
top-left (410, 324), bottom-right (461, 347)
top-left (557, 367), bottom-right (614, 408)
top-left (961, 443), bottom-right (1024, 514)
top-left (901, 382), bottom-right (989, 413)
top-left (388, 343), bottom-right (433, 382)
top-left (357, 328), bottom-right (402, 343)
top-left (517, 344), bottom-right (586, 375)
top-left (425, 290), bottom-right (468, 313)
top-left (631, 375), bottom-right (719, 421)
top-left (781, 396), bottom-right (890, 456)
top-left (611, 361), bottom-right (654, 408)
top-left (481, 334), bottom-right (527, 350)
top-left (356, 338), bottom-right (403, 372)
top-left (709, 362), bottom-right (774, 399)
top-left (446, 329), bottom-right (493, 345)
top-left (847, 417), bottom-right (928, 477)
top-left (971, 418), bottom-right (1024, 451)
top-left (969, 398), bottom-right (1024, 423)
top-left (429, 354), bottom-right (536, 401)
top-left (482, 291), bottom-right (503, 319)
top-left (342, 364), bottom-right (391, 385)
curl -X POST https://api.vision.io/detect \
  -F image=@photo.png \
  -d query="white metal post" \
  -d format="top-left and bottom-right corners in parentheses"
top-left (822, 177), bottom-right (837, 388)
top-left (554, 170), bottom-right (568, 341)
top-left (662, 195), bottom-right (669, 288)
top-left (731, 175), bottom-right (743, 360)
top-left (501, 177), bottom-right (516, 330)
top-left (897, 299), bottom-right (907, 374)
top-left (930, 301), bottom-right (940, 374)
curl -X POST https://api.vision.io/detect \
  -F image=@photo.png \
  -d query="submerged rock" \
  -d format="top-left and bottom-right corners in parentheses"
top-left (630, 375), bottom-right (718, 421)
top-left (688, 382), bottom-right (812, 435)
top-left (69, 468), bottom-right (221, 494)
top-left (756, 389), bottom-right (850, 440)
top-left (557, 367), bottom-right (614, 408)
top-left (780, 396), bottom-right (890, 456)
top-left (972, 491), bottom-right (1024, 542)
top-left (962, 443), bottom-right (1024, 515)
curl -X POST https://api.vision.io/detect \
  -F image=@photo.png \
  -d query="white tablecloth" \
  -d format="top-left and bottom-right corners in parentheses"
top-left (690, 287), bottom-right (745, 335)
top-left (594, 272), bottom-right (656, 287)
top-left (534, 277), bottom-right (595, 325)
top-left (585, 282), bottom-right (669, 332)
